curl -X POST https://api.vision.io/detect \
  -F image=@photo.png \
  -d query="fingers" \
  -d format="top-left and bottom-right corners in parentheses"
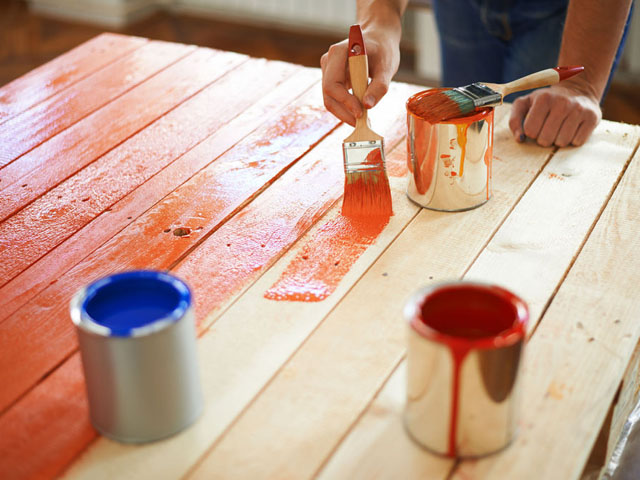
top-left (508, 86), bottom-right (601, 147)
top-left (363, 77), bottom-right (389, 109)
top-left (321, 42), bottom-right (362, 125)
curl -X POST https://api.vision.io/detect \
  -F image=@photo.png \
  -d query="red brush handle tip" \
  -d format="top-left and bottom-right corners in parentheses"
top-left (348, 24), bottom-right (365, 57)
top-left (554, 65), bottom-right (584, 81)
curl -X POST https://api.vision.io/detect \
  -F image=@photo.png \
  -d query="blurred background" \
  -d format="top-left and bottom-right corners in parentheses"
top-left (0, 0), bottom-right (639, 123)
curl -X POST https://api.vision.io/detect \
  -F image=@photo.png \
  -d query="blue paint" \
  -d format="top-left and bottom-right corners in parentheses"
top-left (81, 271), bottom-right (191, 337)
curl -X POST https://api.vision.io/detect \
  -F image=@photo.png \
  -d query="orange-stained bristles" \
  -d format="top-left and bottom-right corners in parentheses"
top-left (342, 147), bottom-right (392, 217)
top-left (408, 88), bottom-right (475, 124)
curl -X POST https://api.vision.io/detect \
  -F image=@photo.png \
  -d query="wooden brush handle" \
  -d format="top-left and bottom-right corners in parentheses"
top-left (500, 65), bottom-right (584, 97)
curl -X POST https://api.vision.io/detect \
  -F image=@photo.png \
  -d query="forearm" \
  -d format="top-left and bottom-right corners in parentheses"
top-left (558, 0), bottom-right (632, 100)
top-left (356, 0), bottom-right (408, 42)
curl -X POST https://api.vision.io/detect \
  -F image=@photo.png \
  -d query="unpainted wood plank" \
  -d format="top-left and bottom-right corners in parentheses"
top-left (0, 85), bottom-right (338, 414)
top-left (0, 33), bottom-right (147, 125)
top-left (0, 47), bottom-right (245, 224)
top-left (453, 141), bottom-right (640, 480)
top-left (0, 68), bottom-right (320, 324)
top-left (184, 107), bottom-right (556, 480)
top-left (59, 82), bottom-right (421, 480)
top-left (0, 48), bottom-right (250, 285)
top-left (317, 120), bottom-right (640, 480)
top-left (463, 120), bottom-right (640, 330)
top-left (0, 40), bottom-right (194, 170)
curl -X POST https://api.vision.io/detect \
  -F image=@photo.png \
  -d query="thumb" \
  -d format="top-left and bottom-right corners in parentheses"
top-left (363, 77), bottom-right (390, 109)
top-left (509, 95), bottom-right (533, 142)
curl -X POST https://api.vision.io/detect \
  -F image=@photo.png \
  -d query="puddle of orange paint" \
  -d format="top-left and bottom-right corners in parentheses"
top-left (264, 213), bottom-right (389, 302)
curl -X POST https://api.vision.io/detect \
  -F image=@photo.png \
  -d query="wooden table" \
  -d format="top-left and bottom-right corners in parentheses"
top-left (1, 33), bottom-right (639, 480)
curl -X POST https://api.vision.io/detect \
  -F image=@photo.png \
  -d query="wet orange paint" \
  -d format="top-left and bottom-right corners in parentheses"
top-left (456, 123), bottom-right (469, 177)
top-left (341, 147), bottom-right (393, 218)
top-left (265, 212), bottom-right (389, 301)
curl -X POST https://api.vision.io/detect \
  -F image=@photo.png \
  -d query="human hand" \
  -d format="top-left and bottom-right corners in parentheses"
top-left (320, 29), bottom-right (400, 126)
top-left (508, 83), bottom-right (602, 147)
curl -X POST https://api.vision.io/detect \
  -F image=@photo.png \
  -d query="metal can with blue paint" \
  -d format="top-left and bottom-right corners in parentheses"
top-left (70, 270), bottom-right (203, 443)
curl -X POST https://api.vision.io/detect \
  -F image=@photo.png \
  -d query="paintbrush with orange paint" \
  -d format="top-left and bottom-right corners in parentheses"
top-left (411, 66), bottom-right (585, 124)
top-left (341, 24), bottom-right (392, 218)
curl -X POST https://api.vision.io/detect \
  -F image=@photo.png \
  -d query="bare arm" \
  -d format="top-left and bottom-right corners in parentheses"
top-left (509, 0), bottom-right (632, 147)
top-left (321, 0), bottom-right (408, 125)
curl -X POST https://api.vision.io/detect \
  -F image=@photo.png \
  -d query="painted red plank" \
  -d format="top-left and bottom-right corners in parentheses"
top-left (0, 47), bottom-right (246, 223)
top-left (0, 356), bottom-right (94, 480)
top-left (0, 40), bottom-right (194, 169)
top-left (0, 82), bottom-right (415, 480)
top-left (0, 57), bottom-right (294, 290)
top-left (0, 33), bottom-right (147, 125)
top-left (0, 68), bottom-right (320, 324)
top-left (0, 87), bottom-right (338, 415)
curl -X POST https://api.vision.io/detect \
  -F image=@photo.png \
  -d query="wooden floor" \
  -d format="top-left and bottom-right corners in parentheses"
top-left (1, 0), bottom-right (639, 126)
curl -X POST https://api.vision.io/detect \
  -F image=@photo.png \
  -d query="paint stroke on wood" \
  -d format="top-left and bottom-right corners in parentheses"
top-left (0, 40), bottom-right (194, 169)
top-left (453, 146), bottom-right (640, 480)
top-left (0, 47), bottom-right (245, 224)
top-left (0, 33), bottom-right (147, 125)
top-left (0, 86), bottom-right (338, 415)
top-left (0, 69), bottom-right (320, 324)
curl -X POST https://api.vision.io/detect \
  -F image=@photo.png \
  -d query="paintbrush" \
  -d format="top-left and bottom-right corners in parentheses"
top-left (341, 24), bottom-right (392, 218)
top-left (410, 66), bottom-right (585, 124)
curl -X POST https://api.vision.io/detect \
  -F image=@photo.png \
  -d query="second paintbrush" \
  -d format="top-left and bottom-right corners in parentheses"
top-left (411, 65), bottom-right (585, 124)
top-left (341, 24), bottom-right (392, 218)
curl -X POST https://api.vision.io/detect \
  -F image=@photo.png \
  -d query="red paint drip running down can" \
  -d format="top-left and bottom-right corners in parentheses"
top-left (403, 282), bottom-right (528, 458)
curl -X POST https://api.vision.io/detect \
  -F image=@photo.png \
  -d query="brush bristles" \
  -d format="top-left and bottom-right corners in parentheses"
top-left (342, 170), bottom-right (393, 217)
top-left (410, 89), bottom-right (475, 123)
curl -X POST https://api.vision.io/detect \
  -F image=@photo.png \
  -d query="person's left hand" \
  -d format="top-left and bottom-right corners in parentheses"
top-left (508, 83), bottom-right (602, 147)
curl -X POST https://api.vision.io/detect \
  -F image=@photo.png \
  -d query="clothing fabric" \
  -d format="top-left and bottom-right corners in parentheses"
top-left (432, 0), bottom-right (633, 101)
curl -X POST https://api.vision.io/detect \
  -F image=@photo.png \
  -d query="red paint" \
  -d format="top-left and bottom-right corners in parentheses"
top-left (347, 25), bottom-right (365, 57)
top-left (410, 284), bottom-right (528, 456)
top-left (264, 213), bottom-right (389, 301)
top-left (553, 65), bottom-right (584, 81)
top-left (341, 147), bottom-right (393, 218)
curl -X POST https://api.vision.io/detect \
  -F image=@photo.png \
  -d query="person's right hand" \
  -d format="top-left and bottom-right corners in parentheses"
top-left (320, 29), bottom-right (400, 126)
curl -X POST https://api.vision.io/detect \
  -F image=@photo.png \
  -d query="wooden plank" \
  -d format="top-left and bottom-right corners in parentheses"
top-left (0, 40), bottom-right (194, 169)
top-left (0, 69), bottom-right (322, 480)
top-left (0, 47), bottom-right (245, 223)
top-left (0, 86), bottom-right (338, 415)
top-left (452, 141), bottom-right (640, 479)
top-left (0, 33), bottom-right (147, 124)
top-left (59, 83), bottom-right (421, 480)
top-left (0, 48), bottom-right (249, 284)
top-left (183, 108), bottom-right (557, 480)
top-left (0, 68), bottom-right (319, 324)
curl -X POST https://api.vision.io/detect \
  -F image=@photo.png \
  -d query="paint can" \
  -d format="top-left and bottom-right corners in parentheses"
top-left (406, 89), bottom-right (494, 211)
top-left (70, 270), bottom-right (203, 443)
top-left (403, 282), bottom-right (528, 457)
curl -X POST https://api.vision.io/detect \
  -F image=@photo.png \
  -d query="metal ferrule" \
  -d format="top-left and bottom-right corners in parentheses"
top-left (456, 83), bottom-right (502, 108)
top-left (406, 90), bottom-right (494, 212)
top-left (403, 282), bottom-right (528, 458)
top-left (70, 271), bottom-right (203, 443)
top-left (343, 140), bottom-right (386, 174)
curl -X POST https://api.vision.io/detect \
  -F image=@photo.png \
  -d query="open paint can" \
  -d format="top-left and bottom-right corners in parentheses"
top-left (70, 270), bottom-right (203, 443)
top-left (403, 282), bottom-right (528, 457)
top-left (406, 89), bottom-right (494, 211)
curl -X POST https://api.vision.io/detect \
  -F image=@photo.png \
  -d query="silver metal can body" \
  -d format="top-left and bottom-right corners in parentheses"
top-left (70, 271), bottom-right (203, 443)
top-left (403, 282), bottom-right (528, 458)
top-left (406, 90), bottom-right (494, 212)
